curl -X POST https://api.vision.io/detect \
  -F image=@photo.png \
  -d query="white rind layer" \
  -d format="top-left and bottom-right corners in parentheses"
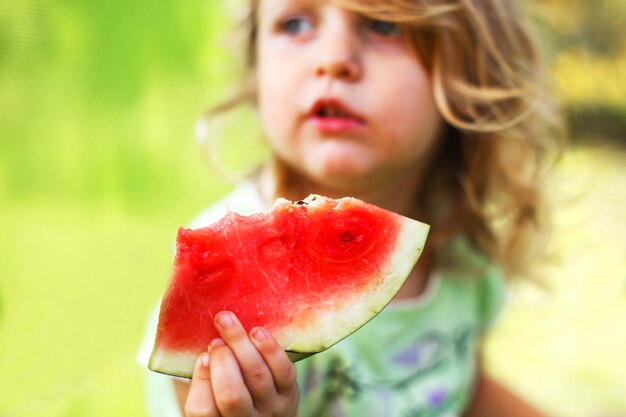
top-left (149, 196), bottom-right (430, 379)
top-left (276, 215), bottom-right (430, 354)
top-left (149, 345), bottom-right (316, 378)
top-left (150, 350), bottom-right (197, 379)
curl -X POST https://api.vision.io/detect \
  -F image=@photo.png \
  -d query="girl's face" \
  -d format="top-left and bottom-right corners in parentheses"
top-left (256, 0), bottom-right (444, 193)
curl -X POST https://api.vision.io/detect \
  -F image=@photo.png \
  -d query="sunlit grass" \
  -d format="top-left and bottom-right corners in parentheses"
top-left (485, 141), bottom-right (626, 417)
top-left (1, 142), bottom-right (624, 417)
top-left (1, 1), bottom-right (625, 415)
top-left (0, 203), bottom-right (176, 416)
top-left (555, 51), bottom-right (626, 107)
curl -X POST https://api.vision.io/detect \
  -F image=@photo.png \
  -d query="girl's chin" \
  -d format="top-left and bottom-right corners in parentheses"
top-left (275, 144), bottom-right (386, 191)
top-left (308, 144), bottom-right (373, 174)
top-left (303, 163), bottom-right (385, 193)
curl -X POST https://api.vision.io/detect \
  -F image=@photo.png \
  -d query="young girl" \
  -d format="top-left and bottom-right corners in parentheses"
top-left (139, 0), bottom-right (564, 415)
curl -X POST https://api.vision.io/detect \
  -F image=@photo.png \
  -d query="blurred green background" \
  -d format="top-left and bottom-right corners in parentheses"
top-left (0, 0), bottom-right (624, 416)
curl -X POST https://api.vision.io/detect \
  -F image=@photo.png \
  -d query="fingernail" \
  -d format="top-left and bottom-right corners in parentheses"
top-left (201, 352), bottom-right (209, 367)
top-left (252, 327), bottom-right (267, 342)
top-left (216, 311), bottom-right (234, 328)
top-left (210, 338), bottom-right (225, 349)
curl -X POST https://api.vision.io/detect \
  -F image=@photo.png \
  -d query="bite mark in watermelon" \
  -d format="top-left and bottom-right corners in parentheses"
top-left (149, 194), bottom-right (429, 378)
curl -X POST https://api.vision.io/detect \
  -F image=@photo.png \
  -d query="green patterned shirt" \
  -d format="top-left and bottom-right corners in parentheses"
top-left (138, 183), bottom-right (507, 417)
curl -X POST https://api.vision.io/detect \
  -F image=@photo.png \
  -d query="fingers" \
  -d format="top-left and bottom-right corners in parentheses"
top-left (185, 312), bottom-right (298, 417)
top-left (209, 338), bottom-right (254, 417)
top-left (248, 326), bottom-right (298, 394)
top-left (185, 353), bottom-right (218, 417)
top-left (214, 311), bottom-right (279, 406)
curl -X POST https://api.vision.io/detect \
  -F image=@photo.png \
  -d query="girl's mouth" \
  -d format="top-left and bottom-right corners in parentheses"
top-left (309, 98), bottom-right (365, 133)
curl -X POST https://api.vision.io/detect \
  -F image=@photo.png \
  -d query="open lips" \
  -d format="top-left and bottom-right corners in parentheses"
top-left (308, 98), bottom-right (365, 132)
top-left (310, 98), bottom-right (364, 122)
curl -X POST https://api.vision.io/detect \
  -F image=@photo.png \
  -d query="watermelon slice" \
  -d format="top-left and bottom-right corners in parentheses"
top-left (149, 194), bottom-right (429, 378)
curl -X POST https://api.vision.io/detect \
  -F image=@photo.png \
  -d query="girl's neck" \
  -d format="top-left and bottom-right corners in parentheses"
top-left (260, 160), bottom-right (428, 220)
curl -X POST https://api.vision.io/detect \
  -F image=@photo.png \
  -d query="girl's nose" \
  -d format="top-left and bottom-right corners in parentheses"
top-left (315, 15), bottom-right (362, 81)
top-left (316, 52), bottom-right (361, 81)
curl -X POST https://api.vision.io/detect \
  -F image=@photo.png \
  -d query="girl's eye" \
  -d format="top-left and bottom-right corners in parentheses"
top-left (369, 19), bottom-right (399, 37)
top-left (281, 16), bottom-right (313, 35)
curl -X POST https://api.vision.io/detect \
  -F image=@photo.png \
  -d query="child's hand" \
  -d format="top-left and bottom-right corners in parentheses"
top-left (184, 311), bottom-right (300, 417)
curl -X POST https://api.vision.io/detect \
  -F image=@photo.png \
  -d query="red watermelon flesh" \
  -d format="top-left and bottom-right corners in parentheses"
top-left (149, 194), bottom-right (429, 378)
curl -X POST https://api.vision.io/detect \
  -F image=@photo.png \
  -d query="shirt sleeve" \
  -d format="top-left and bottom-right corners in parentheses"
top-left (144, 371), bottom-right (184, 417)
top-left (136, 303), bottom-right (185, 417)
top-left (476, 266), bottom-right (509, 332)
top-left (136, 304), bottom-right (160, 368)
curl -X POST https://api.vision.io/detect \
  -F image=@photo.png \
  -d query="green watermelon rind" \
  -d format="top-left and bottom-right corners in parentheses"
top-left (276, 214), bottom-right (429, 353)
top-left (149, 351), bottom-right (197, 379)
top-left (148, 197), bottom-right (429, 379)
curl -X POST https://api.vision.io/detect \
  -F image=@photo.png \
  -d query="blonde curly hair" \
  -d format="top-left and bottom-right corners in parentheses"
top-left (202, 0), bottom-right (565, 278)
